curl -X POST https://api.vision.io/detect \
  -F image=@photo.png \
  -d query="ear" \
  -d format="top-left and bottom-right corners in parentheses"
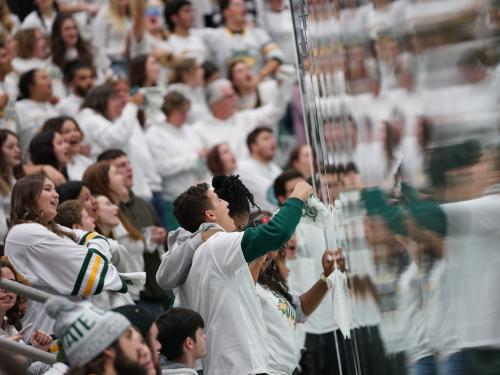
top-left (103, 347), bottom-right (116, 361)
top-left (184, 337), bottom-right (194, 352)
top-left (204, 209), bottom-right (216, 223)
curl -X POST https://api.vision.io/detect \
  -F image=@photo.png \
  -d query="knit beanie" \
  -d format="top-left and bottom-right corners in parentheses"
top-left (44, 296), bottom-right (131, 367)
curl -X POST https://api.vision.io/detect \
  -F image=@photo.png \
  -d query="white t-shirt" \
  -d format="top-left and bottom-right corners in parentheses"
top-left (177, 231), bottom-right (270, 375)
top-left (168, 32), bottom-right (209, 64)
top-left (237, 157), bottom-right (282, 213)
top-left (257, 284), bottom-right (302, 375)
top-left (21, 11), bottom-right (56, 35)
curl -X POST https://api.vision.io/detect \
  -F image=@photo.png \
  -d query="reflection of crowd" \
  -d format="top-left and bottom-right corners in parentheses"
top-left (297, 0), bottom-right (500, 375)
top-left (0, 0), bottom-right (359, 374)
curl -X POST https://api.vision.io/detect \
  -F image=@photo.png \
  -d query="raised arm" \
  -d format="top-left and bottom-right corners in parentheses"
top-left (241, 181), bottom-right (311, 262)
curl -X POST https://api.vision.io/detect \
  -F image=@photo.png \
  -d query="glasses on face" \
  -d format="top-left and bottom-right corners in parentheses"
top-left (144, 7), bottom-right (161, 17)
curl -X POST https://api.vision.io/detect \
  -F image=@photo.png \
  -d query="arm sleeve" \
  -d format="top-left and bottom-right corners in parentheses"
top-left (257, 28), bottom-right (285, 63)
top-left (241, 198), bottom-right (303, 262)
top-left (7, 227), bottom-right (126, 298)
top-left (156, 232), bottom-right (203, 290)
top-left (145, 130), bottom-right (200, 177)
top-left (87, 104), bottom-right (138, 150)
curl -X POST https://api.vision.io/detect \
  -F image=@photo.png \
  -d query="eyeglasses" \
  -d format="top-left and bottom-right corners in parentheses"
top-left (145, 7), bottom-right (161, 17)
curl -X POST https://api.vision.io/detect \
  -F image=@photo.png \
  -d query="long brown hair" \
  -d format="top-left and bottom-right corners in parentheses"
top-left (51, 13), bottom-right (94, 70)
top-left (10, 175), bottom-right (76, 240)
top-left (0, 130), bottom-right (25, 196)
top-left (82, 161), bottom-right (143, 241)
top-left (15, 28), bottom-right (39, 59)
top-left (0, 256), bottom-right (30, 330)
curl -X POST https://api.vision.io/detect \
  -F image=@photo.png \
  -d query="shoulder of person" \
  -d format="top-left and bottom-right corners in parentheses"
top-left (7, 222), bottom-right (50, 242)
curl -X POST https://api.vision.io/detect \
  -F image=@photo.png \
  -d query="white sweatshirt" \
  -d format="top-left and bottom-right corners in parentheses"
top-left (15, 99), bottom-right (59, 158)
top-left (5, 224), bottom-right (126, 339)
top-left (145, 117), bottom-right (206, 201)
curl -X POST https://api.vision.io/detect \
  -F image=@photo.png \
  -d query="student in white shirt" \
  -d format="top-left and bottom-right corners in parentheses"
top-left (128, 53), bottom-right (166, 121)
top-left (56, 60), bottom-right (95, 117)
top-left (200, 0), bottom-right (284, 79)
top-left (250, 235), bottom-right (337, 375)
top-left (130, 0), bottom-right (171, 61)
top-left (172, 180), bottom-right (312, 375)
top-left (5, 174), bottom-right (128, 339)
top-left (146, 91), bottom-right (207, 229)
top-left (41, 116), bottom-right (93, 181)
top-left (0, 260), bottom-right (53, 352)
top-left (163, 0), bottom-right (209, 63)
top-left (50, 13), bottom-right (111, 83)
top-left (193, 77), bottom-right (288, 159)
top-left (167, 57), bottom-right (210, 124)
top-left (21, 0), bottom-right (59, 35)
top-left (92, 0), bottom-right (133, 76)
top-left (13, 27), bottom-right (66, 100)
top-left (206, 143), bottom-right (238, 177)
top-left (77, 83), bottom-right (139, 158)
top-left (29, 130), bottom-right (70, 183)
top-left (228, 58), bottom-right (281, 111)
top-left (237, 126), bottom-right (282, 212)
top-left (15, 68), bottom-right (59, 157)
top-left (82, 161), bottom-right (148, 302)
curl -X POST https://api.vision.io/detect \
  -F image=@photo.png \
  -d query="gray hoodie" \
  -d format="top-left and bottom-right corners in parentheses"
top-left (156, 223), bottom-right (223, 291)
top-left (161, 360), bottom-right (198, 375)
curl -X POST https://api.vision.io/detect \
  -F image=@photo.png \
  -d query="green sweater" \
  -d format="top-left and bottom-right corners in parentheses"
top-left (241, 198), bottom-right (304, 262)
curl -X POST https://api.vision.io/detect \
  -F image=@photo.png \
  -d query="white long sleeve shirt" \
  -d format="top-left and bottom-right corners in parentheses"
top-left (92, 6), bottom-right (131, 61)
top-left (77, 104), bottom-right (159, 199)
top-left (145, 116), bottom-right (206, 201)
top-left (5, 224), bottom-right (126, 339)
top-left (15, 99), bottom-right (59, 158)
top-left (77, 103), bottom-right (139, 160)
top-left (55, 94), bottom-right (84, 117)
top-left (192, 88), bottom-right (287, 160)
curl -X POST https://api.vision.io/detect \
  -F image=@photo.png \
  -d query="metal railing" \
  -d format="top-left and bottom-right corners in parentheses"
top-left (0, 278), bottom-right (57, 364)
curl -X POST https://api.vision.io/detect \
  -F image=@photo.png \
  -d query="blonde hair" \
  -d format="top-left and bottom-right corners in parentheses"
top-left (0, 1), bottom-right (14, 34)
top-left (107, 0), bottom-right (133, 32)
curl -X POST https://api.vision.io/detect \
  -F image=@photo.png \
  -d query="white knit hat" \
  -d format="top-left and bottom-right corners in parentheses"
top-left (44, 296), bottom-right (131, 367)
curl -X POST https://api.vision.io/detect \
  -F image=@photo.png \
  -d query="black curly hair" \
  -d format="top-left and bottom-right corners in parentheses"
top-left (212, 175), bottom-right (259, 217)
top-left (258, 245), bottom-right (296, 309)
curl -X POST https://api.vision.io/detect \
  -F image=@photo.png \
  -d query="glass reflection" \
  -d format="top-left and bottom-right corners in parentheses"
top-left (289, 0), bottom-right (500, 374)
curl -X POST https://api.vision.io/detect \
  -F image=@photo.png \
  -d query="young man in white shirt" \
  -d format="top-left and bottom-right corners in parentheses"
top-left (56, 60), bottom-right (95, 117)
top-left (172, 180), bottom-right (312, 375)
top-left (200, 0), bottom-right (284, 80)
top-left (193, 78), bottom-right (288, 159)
top-left (237, 126), bottom-right (282, 212)
top-left (164, 0), bottom-right (209, 64)
top-left (15, 68), bottom-right (59, 157)
top-left (146, 91), bottom-right (207, 205)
